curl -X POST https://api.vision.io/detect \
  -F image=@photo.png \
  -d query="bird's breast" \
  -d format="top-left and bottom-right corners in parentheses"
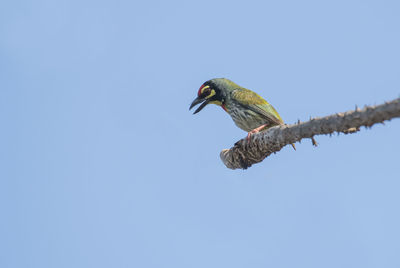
top-left (226, 103), bottom-right (269, 132)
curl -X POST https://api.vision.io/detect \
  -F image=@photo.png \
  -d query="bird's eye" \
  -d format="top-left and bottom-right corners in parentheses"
top-left (203, 87), bottom-right (211, 96)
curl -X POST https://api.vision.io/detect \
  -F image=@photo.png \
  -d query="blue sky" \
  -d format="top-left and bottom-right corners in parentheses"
top-left (1, 0), bottom-right (400, 267)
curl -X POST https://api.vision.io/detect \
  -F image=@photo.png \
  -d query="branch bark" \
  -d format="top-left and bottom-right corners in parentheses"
top-left (220, 97), bottom-right (400, 170)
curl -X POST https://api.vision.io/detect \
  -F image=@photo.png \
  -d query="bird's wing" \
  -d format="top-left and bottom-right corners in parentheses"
top-left (232, 88), bottom-right (284, 125)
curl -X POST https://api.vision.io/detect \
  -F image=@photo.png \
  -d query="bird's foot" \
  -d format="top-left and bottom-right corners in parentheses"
top-left (246, 124), bottom-right (269, 143)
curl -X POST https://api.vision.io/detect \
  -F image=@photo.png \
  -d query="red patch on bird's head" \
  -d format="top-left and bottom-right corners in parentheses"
top-left (197, 84), bottom-right (205, 96)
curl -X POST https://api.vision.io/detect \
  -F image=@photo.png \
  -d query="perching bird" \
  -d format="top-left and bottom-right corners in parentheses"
top-left (189, 78), bottom-right (295, 149)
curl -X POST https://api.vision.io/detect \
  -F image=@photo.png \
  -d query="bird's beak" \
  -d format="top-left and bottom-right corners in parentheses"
top-left (189, 96), bottom-right (210, 114)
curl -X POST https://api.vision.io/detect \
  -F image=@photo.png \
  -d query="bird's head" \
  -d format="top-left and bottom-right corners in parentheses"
top-left (189, 78), bottom-right (238, 114)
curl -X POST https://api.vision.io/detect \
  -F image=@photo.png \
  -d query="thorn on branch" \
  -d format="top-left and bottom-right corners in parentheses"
top-left (311, 137), bottom-right (318, 146)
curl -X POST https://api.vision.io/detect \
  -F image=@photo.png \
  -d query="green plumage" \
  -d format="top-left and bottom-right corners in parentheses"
top-left (231, 88), bottom-right (283, 125)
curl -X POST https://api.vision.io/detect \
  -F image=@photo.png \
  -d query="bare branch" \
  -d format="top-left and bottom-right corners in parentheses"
top-left (220, 97), bottom-right (400, 170)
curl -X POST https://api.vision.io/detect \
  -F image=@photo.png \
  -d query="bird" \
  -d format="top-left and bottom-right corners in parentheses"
top-left (189, 78), bottom-right (295, 150)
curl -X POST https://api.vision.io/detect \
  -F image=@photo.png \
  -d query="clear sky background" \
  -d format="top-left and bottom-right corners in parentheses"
top-left (1, 0), bottom-right (400, 267)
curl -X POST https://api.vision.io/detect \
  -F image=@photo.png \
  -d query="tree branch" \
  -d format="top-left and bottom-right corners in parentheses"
top-left (220, 97), bottom-right (400, 170)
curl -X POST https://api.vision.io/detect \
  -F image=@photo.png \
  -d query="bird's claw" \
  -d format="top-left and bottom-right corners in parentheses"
top-left (246, 132), bottom-right (252, 143)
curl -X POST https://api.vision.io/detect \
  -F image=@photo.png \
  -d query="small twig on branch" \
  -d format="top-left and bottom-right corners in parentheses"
top-left (220, 97), bottom-right (400, 170)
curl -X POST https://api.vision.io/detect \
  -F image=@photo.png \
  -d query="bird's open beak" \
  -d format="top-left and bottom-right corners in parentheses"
top-left (189, 96), bottom-right (210, 114)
